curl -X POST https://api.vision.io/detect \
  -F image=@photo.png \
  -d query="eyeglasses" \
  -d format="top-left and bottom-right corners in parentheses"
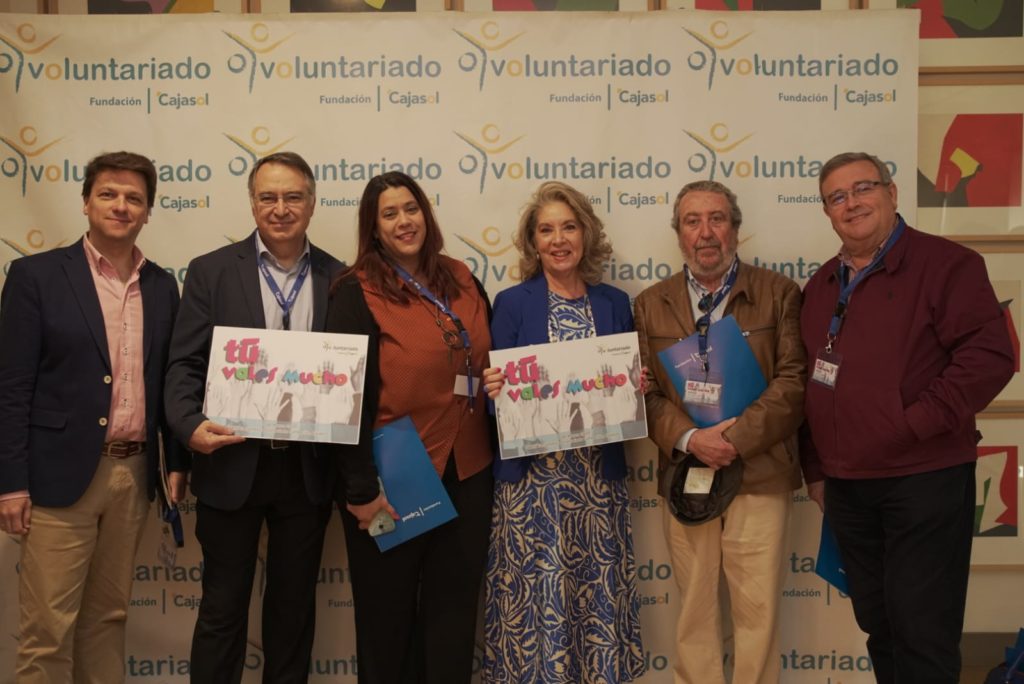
top-left (254, 192), bottom-right (309, 208)
top-left (824, 180), bottom-right (888, 209)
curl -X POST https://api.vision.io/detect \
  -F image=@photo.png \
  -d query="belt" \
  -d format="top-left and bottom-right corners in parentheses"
top-left (102, 441), bottom-right (145, 459)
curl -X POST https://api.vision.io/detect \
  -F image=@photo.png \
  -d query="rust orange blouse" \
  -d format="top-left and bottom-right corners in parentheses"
top-left (360, 257), bottom-right (492, 481)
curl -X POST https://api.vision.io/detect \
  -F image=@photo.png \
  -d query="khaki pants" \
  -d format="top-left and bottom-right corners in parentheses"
top-left (17, 451), bottom-right (150, 684)
top-left (662, 491), bottom-right (791, 684)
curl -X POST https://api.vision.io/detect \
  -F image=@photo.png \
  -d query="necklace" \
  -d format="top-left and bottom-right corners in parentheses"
top-left (417, 296), bottom-right (464, 365)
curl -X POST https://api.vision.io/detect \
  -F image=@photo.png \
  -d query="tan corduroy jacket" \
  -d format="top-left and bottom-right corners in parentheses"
top-left (634, 262), bottom-right (806, 495)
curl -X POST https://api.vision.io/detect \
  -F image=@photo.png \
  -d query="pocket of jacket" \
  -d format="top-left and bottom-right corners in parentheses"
top-left (29, 407), bottom-right (68, 429)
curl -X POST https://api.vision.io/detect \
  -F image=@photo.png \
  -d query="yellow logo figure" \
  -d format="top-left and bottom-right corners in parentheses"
top-left (683, 20), bottom-right (752, 91)
top-left (456, 226), bottom-right (519, 287)
top-left (454, 21), bottom-right (525, 91)
top-left (455, 124), bottom-right (524, 194)
top-left (1, 228), bottom-right (66, 258)
top-left (224, 126), bottom-right (295, 178)
top-left (0, 23), bottom-right (60, 93)
top-left (683, 122), bottom-right (751, 182)
top-left (224, 23), bottom-right (294, 94)
top-left (0, 126), bottom-right (65, 196)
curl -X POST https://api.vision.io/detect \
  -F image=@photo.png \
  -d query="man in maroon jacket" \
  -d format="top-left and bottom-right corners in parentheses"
top-left (800, 151), bottom-right (1015, 684)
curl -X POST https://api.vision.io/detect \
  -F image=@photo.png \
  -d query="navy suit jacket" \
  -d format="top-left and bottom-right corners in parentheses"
top-left (164, 232), bottom-right (344, 511)
top-left (490, 274), bottom-right (635, 483)
top-left (0, 238), bottom-right (185, 507)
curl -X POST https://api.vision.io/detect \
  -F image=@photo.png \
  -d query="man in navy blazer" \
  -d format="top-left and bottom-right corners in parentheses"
top-left (0, 151), bottom-right (186, 683)
top-left (164, 152), bottom-right (344, 684)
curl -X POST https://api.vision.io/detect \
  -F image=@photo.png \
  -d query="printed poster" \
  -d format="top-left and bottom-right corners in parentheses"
top-left (204, 326), bottom-right (369, 444)
top-left (490, 332), bottom-right (647, 459)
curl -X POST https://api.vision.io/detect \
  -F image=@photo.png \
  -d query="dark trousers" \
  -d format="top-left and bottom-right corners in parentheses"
top-left (826, 462), bottom-right (976, 684)
top-left (341, 461), bottom-right (493, 684)
top-left (190, 446), bottom-right (330, 684)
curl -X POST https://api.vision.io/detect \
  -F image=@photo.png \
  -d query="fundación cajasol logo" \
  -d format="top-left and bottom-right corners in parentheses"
top-left (224, 125), bottom-right (295, 177)
top-left (0, 23), bottom-right (60, 93)
top-left (0, 126), bottom-right (67, 197)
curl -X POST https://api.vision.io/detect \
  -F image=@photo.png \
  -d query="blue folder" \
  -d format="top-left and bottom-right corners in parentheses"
top-left (372, 416), bottom-right (457, 552)
top-left (656, 315), bottom-right (767, 428)
top-left (815, 516), bottom-right (849, 594)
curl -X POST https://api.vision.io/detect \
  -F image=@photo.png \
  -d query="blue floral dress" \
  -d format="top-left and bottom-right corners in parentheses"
top-left (483, 291), bottom-right (645, 684)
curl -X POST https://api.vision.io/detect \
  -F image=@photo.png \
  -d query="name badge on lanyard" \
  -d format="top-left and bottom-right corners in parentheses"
top-left (453, 374), bottom-right (481, 397)
top-left (683, 258), bottom-right (737, 409)
top-left (816, 219), bottom-right (904, 391)
top-left (684, 369), bottom-right (724, 407)
top-left (811, 349), bottom-right (842, 389)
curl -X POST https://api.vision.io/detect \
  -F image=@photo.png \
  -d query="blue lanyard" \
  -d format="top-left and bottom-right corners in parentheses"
top-left (391, 263), bottom-right (475, 403)
top-left (686, 257), bottom-right (740, 373)
top-left (162, 500), bottom-right (184, 547)
top-left (258, 253), bottom-right (310, 331)
top-left (826, 218), bottom-right (905, 352)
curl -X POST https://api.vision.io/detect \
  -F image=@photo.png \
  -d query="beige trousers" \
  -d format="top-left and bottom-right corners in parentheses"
top-left (17, 451), bottom-right (150, 684)
top-left (662, 491), bottom-right (791, 684)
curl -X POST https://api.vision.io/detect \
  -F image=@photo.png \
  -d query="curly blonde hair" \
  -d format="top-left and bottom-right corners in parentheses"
top-left (514, 181), bottom-right (613, 285)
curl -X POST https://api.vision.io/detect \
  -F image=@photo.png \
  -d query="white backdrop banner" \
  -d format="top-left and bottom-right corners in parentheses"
top-left (0, 9), bottom-right (918, 683)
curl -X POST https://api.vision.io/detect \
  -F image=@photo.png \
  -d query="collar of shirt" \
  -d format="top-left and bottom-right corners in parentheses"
top-left (253, 232), bottom-right (314, 332)
top-left (836, 222), bottom-right (898, 278)
top-left (254, 232), bottom-right (310, 274)
top-left (684, 255), bottom-right (734, 323)
top-left (83, 232), bottom-right (146, 281)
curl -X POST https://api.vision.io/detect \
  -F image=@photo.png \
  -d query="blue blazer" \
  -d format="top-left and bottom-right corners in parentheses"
top-left (0, 238), bottom-right (185, 507)
top-left (490, 274), bottom-right (634, 483)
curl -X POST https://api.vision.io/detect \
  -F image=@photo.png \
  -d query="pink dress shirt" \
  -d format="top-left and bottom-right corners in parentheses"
top-left (82, 234), bottom-right (147, 442)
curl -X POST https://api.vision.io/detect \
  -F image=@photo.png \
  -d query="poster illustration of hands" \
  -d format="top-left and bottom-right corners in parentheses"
top-left (490, 332), bottom-right (648, 459)
top-left (204, 326), bottom-right (369, 444)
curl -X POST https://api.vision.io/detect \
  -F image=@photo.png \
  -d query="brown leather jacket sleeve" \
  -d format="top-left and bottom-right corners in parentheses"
top-left (635, 291), bottom-right (694, 459)
top-left (723, 276), bottom-right (806, 458)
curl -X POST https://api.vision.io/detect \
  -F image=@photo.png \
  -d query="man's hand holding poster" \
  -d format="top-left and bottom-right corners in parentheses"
top-left (204, 326), bottom-right (369, 444)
